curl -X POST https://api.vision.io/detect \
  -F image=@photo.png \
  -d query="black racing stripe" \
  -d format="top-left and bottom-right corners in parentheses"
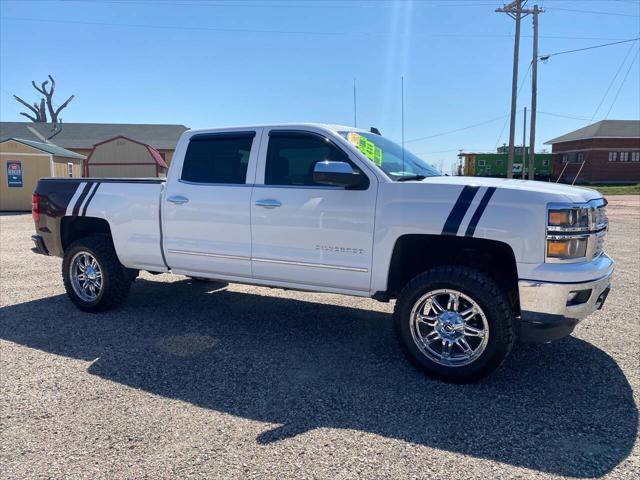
top-left (465, 187), bottom-right (497, 237)
top-left (442, 186), bottom-right (480, 236)
top-left (81, 182), bottom-right (100, 216)
top-left (72, 182), bottom-right (93, 216)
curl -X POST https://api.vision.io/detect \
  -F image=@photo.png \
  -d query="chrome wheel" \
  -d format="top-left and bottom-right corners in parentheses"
top-left (410, 289), bottom-right (489, 367)
top-left (69, 251), bottom-right (103, 302)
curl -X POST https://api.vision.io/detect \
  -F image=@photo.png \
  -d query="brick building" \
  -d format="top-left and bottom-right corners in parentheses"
top-left (545, 120), bottom-right (640, 184)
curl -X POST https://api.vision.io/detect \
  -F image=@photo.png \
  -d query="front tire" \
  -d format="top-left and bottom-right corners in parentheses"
top-left (394, 266), bottom-right (514, 383)
top-left (62, 236), bottom-right (132, 312)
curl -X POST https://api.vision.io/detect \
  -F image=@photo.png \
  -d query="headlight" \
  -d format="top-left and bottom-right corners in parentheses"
top-left (548, 207), bottom-right (590, 231)
top-left (546, 200), bottom-right (608, 263)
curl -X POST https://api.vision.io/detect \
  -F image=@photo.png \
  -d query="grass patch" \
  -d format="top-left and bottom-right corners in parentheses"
top-left (585, 184), bottom-right (640, 195)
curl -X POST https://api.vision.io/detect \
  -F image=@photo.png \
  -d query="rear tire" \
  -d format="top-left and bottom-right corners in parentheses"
top-left (62, 236), bottom-right (132, 312)
top-left (394, 266), bottom-right (514, 383)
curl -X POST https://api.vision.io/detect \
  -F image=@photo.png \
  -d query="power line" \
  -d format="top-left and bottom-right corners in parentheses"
top-left (591, 41), bottom-right (638, 120)
top-left (546, 6), bottom-right (640, 18)
top-left (540, 37), bottom-right (640, 60)
top-left (0, 16), bottom-right (634, 41)
top-left (416, 149), bottom-right (461, 155)
top-left (538, 111), bottom-right (590, 121)
top-left (66, 0), bottom-right (501, 8)
top-left (405, 114), bottom-right (510, 144)
top-left (555, 40), bottom-right (639, 184)
top-left (604, 48), bottom-right (640, 119)
top-left (416, 148), bottom-right (494, 155)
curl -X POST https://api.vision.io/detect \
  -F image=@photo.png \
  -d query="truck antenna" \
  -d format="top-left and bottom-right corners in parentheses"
top-left (353, 78), bottom-right (357, 128)
top-left (401, 76), bottom-right (405, 174)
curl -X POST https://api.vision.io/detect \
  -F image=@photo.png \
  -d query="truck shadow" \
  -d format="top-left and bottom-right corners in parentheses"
top-left (0, 277), bottom-right (637, 477)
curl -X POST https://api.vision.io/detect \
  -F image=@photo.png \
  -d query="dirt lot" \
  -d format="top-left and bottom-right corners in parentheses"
top-left (1, 196), bottom-right (638, 479)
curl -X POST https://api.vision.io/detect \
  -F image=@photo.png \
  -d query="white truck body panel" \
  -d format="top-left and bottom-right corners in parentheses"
top-left (248, 126), bottom-right (378, 292)
top-left (161, 128), bottom-right (264, 278)
top-left (48, 123), bottom-right (612, 296)
top-left (83, 181), bottom-right (165, 272)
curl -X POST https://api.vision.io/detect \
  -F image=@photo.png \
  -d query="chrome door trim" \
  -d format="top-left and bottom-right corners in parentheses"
top-left (252, 257), bottom-right (368, 273)
top-left (166, 250), bottom-right (367, 272)
top-left (167, 249), bottom-right (250, 261)
top-left (252, 184), bottom-right (343, 191)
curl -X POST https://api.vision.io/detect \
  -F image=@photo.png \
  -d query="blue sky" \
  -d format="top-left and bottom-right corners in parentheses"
top-left (1, 0), bottom-right (639, 172)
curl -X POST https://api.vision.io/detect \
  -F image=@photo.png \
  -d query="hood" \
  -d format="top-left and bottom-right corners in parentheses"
top-left (418, 176), bottom-right (603, 203)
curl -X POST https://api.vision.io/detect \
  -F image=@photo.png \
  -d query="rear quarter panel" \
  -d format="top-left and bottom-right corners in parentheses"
top-left (35, 178), bottom-right (166, 271)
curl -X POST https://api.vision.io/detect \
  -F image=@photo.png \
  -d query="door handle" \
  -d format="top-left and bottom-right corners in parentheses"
top-left (167, 195), bottom-right (189, 205)
top-left (255, 199), bottom-right (282, 208)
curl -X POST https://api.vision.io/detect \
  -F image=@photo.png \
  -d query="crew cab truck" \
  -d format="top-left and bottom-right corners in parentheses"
top-left (31, 124), bottom-right (613, 383)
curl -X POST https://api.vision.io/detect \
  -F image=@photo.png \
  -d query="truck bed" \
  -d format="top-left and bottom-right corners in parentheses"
top-left (34, 177), bottom-right (168, 271)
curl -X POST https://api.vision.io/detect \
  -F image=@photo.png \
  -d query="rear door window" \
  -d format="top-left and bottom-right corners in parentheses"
top-left (181, 133), bottom-right (255, 184)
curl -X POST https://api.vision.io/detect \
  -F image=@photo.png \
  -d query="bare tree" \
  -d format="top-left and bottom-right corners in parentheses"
top-left (13, 95), bottom-right (46, 122)
top-left (13, 75), bottom-right (74, 123)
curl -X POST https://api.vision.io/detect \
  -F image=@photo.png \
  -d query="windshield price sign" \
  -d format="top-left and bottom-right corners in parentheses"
top-left (6, 160), bottom-right (23, 188)
top-left (347, 132), bottom-right (383, 166)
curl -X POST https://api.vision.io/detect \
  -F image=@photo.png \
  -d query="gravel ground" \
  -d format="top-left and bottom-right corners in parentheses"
top-left (1, 196), bottom-right (638, 479)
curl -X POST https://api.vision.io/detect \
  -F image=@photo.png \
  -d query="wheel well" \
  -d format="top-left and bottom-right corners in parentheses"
top-left (386, 235), bottom-right (520, 314)
top-left (61, 216), bottom-right (112, 252)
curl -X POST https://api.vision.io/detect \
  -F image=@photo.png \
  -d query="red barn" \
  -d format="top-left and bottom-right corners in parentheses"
top-left (546, 120), bottom-right (640, 184)
top-left (84, 136), bottom-right (168, 178)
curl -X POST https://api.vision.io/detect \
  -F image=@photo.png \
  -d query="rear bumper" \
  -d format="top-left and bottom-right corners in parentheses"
top-left (518, 257), bottom-right (613, 342)
top-left (31, 235), bottom-right (49, 255)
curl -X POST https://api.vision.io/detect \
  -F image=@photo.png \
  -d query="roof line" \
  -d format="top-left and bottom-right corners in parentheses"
top-left (545, 135), bottom-right (640, 145)
top-left (1, 137), bottom-right (86, 158)
top-left (91, 135), bottom-right (156, 149)
top-left (85, 135), bottom-right (169, 168)
top-left (26, 126), bottom-right (47, 142)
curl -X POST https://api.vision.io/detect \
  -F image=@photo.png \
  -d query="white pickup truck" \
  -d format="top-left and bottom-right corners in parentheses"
top-left (32, 123), bottom-right (613, 382)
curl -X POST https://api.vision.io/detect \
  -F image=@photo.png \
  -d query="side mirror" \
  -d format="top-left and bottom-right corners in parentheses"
top-left (313, 161), bottom-right (363, 188)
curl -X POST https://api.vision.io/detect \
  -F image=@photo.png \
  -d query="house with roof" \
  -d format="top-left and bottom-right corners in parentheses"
top-left (0, 122), bottom-right (188, 210)
top-left (0, 122), bottom-right (188, 167)
top-left (0, 137), bottom-right (86, 210)
top-left (545, 120), bottom-right (640, 184)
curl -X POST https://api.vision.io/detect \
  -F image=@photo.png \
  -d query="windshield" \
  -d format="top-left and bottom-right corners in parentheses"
top-left (339, 131), bottom-right (441, 180)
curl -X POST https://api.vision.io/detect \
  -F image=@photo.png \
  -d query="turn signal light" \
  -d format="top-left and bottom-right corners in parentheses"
top-left (547, 240), bottom-right (568, 256)
top-left (546, 238), bottom-right (588, 259)
top-left (548, 210), bottom-right (571, 226)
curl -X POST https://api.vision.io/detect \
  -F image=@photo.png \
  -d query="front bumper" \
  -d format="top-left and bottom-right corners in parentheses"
top-left (518, 258), bottom-right (613, 342)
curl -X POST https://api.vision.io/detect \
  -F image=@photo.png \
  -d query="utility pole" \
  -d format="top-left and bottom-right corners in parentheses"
top-left (522, 106), bottom-right (527, 179)
top-left (528, 4), bottom-right (543, 180)
top-left (496, 1), bottom-right (533, 178)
